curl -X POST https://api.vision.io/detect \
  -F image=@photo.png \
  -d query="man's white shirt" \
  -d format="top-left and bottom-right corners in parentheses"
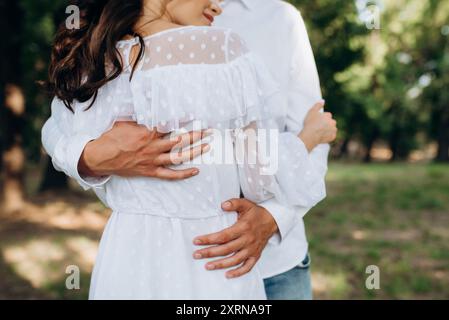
top-left (215, 0), bottom-right (329, 278)
top-left (41, 0), bottom-right (329, 279)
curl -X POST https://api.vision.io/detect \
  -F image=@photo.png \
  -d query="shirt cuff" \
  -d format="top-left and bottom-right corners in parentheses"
top-left (55, 134), bottom-right (111, 191)
top-left (276, 132), bottom-right (327, 207)
top-left (259, 198), bottom-right (300, 245)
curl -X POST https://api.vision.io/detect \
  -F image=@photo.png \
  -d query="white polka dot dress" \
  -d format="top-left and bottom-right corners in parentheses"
top-left (51, 26), bottom-right (294, 300)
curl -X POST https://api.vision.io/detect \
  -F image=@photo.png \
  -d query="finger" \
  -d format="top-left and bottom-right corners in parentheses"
top-left (149, 127), bottom-right (169, 139)
top-left (193, 238), bottom-right (245, 260)
top-left (155, 135), bottom-right (183, 152)
top-left (331, 133), bottom-right (337, 142)
top-left (175, 129), bottom-right (213, 150)
top-left (205, 250), bottom-right (248, 271)
top-left (194, 224), bottom-right (244, 246)
top-left (225, 257), bottom-right (258, 279)
top-left (324, 112), bottom-right (333, 118)
top-left (221, 198), bottom-right (254, 213)
top-left (152, 167), bottom-right (199, 180)
top-left (156, 143), bottom-right (210, 165)
top-left (173, 143), bottom-right (210, 164)
top-left (156, 129), bottom-right (211, 153)
top-left (326, 131), bottom-right (338, 143)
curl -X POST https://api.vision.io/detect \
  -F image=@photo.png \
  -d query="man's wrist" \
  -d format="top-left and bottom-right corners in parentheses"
top-left (260, 206), bottom-right (280, 236)
top-left (78, 140), bottom-right (103, 177)
top-left (298, 129), bottom-right (319, 152)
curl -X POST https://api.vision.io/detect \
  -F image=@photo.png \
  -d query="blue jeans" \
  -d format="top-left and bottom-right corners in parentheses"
top-left (263, 253), bottom-right (312, 300)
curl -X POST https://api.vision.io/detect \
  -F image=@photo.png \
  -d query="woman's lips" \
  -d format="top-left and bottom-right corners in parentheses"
top-left (204, 13), bottom-right (214, 24)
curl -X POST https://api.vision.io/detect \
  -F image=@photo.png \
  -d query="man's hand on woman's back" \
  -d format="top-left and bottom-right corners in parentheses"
top-left (78, 121), bottom-right (210, 180)
top-left (298, 100), bottom-right (338, 152)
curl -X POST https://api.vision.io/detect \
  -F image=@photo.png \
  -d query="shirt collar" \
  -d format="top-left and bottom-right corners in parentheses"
top-left (240, 0), bottom-right (254, 10)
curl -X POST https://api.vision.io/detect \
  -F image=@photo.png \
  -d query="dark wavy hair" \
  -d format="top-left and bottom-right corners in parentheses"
top-left (47, 0), bottom-right (146, 112)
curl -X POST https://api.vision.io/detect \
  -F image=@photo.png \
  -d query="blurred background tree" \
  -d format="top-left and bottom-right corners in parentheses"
top-left (292, 0), bottom-right (449, 162)
top-left (1, 0), bottom-right (26, 212)
top-left (418, 0), bottom-right (449, 161)
top-left (0, 0), bottom-right (68, 209)
top-left (21, 0), bottom-right (70, 191)
top-left (291, 0), bottom-right (368, 159)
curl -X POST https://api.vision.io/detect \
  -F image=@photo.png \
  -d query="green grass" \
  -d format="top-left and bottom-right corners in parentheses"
top-left (306, 163), bottom-right (449, 299)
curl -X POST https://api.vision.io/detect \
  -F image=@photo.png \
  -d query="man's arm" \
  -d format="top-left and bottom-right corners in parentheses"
top-left (259, 9), bottom-right (332, 242)
top-left (193, 9), bottom-right (334, 276)
top-left (42, 99), bottom-right (211, 189)
top-left (41, 99), bottom-right (110, 191)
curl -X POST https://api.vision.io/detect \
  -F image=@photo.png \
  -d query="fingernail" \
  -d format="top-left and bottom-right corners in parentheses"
top-left (320, 99), bottom-right (326, 105)
top-left (193, 253), bottom-right (202, 259)
top-left (192, 169), bottom-right (200, 176)
top-left (194, 239), bottom-right (202, 245)
top-left (226, 273), bottom-right (234, 279)
top-left (221, 201), bottom-right (232, 209)
top-left (203, 129), bottom-right (214, 137)
top-left (206, 264), bottom-right (215, 270)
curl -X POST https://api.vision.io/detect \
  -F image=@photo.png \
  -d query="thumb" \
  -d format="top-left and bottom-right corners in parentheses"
top-left (311, 99), bottom-right (326, 112)
top-left (221, 198), bottom-right (254, 213)
top-left (150, 126), bottom-right (169, 139)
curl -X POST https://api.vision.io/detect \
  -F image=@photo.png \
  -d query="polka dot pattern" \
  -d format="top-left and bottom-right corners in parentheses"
top-left (117, 27), bottom-right (248, 70)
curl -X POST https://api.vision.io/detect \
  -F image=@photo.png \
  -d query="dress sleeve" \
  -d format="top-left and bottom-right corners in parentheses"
top-left (235, 117), bottom-right (327, 209)
top-left (228, 26), bottom-right (327, 208)
top-left (234, 119), bottom-right (287, 205)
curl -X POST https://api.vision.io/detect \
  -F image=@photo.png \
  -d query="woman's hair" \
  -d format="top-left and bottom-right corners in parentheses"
top-left (48, 0), bottom-right (146, 112)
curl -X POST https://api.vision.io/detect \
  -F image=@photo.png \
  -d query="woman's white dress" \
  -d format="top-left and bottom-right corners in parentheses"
top-left (49, 26), bottom-right (309, 300)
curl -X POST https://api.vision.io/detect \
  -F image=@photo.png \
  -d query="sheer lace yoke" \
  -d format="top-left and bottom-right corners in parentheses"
top-left (116, 26), bottom-right (248, 71)
top-left (64, 26), bottom-right (282, 138)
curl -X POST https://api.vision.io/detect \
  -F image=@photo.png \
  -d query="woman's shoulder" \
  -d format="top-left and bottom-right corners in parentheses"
top-left (141, 25), bottom-right (240, 45)
top-left (117, 26), bottom-right (249, 71)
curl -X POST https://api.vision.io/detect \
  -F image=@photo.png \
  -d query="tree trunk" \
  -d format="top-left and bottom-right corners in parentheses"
top-left (1, 1), bottom-right (25, 213)
top-left (363, 138), bottom-right (374, 163)
top-left (363, 128), bottom-right (379, 163)
top-left (2, 86), bottom-right (26, 213)
top-left (336, 137), bottom-right (350, 159)
top-left (389, 126), bottom-right (400, 162)
top-left (40, 156), bottom-right (69, 191)
top-left (435, 112), bottom-right (449, 162)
